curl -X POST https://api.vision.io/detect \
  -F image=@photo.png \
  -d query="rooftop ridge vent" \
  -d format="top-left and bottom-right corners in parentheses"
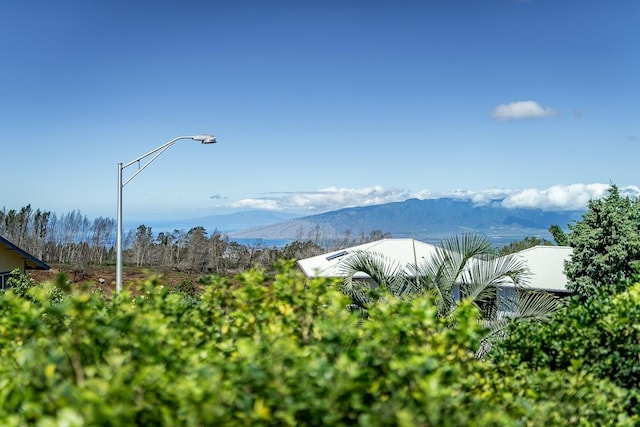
top-left (326, 250), bottom-right (348, 261)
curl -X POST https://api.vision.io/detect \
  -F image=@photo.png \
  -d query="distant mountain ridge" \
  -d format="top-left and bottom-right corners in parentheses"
top-left (226, 198), bottom-right (585, 246)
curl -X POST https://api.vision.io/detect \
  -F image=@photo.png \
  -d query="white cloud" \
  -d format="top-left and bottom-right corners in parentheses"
top-left (491, 100), bottom-right (557, 121)
top-left (438, 188), bottom-right (514, 205)
top-left (500, 184), bottom-right (611, 210)
top-left (225, 184), bottom-right (640, 213)
top-left (230, 198), bottom-right (282, 210)
top-left (229, 186), bottom-right (412, 212)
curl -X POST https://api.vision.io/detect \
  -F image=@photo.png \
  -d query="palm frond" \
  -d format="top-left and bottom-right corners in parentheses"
top-left (338, 250), bottom-right (401, 281)
top-left (513, 290), bottom-right (563, 321)
top-left (338, 250), bottom-right (416, 299)
top-left (476, 290), bottom-right (563, 358)
top-left (475, 318), bottom-right (509, 359)
top-left (461, 253), bottom-right (530, 288)
top-left (441, 233), bottom-right (493, 265)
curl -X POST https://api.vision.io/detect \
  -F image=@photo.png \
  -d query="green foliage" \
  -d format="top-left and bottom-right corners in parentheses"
top-left (6, 269), bottom-right (67, 305)
top-left (565, 184), bottom-right (640, 298)
top-left (493, 275), bottom-right (640, 394)
top-left (174, 276), bottom-right (198, 296)
top-left (169, 276), bottom-right (201, 307)
top-left (0, 262), bottom-right (635, 425)
top-left (484, 364), bottom-right (638, 425)
top-left (496, 236), bottom-right (553, 256)
top-left (5, 269), bottom-right (37, 298)
top-left (548, 224), bottom-right (568, 246)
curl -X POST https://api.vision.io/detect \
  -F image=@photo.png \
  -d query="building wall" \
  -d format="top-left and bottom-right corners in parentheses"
top-left (0, 247), bottom-right (24, 273)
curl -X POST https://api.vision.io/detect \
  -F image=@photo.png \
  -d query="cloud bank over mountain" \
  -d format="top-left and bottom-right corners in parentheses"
top-left (227, 183), bottom-right (640, 214)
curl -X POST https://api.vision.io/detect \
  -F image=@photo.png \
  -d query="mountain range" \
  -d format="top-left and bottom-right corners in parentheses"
top-left (203, 198), bottom-right (586, 246)
top-left (135, 198), bottom-right (585, 247)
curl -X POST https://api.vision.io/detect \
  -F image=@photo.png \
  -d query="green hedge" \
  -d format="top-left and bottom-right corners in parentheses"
top-left (0, 263), bottom-right (635, 426)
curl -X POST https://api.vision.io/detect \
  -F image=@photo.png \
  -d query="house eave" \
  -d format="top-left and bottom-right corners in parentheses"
top-left (0, 236), bottom-right (50, 271)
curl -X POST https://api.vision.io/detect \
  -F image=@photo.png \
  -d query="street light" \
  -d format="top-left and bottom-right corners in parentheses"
top-left (116, 134), bottom-right (217, 293)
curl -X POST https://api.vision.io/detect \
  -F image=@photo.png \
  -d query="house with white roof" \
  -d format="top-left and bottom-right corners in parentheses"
top-left (297, 238), bottom-right (573, 298)
top-left (297, 238), bottom-right (442, 280)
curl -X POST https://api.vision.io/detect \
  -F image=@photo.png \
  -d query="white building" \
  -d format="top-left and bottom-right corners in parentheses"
top-left (297, 238), bottom-right (442, 280)
top-left (297, 238), bottom-right (573, 296)
top-left (507, 245), bottom-right (573, 295)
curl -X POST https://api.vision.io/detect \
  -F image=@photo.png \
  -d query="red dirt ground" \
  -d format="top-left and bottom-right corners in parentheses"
top-left (28, 264), bottom-right (192, 294)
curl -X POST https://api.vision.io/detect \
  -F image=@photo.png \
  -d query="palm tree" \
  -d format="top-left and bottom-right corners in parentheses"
top-left (338, 233), bottom-right (561, 355)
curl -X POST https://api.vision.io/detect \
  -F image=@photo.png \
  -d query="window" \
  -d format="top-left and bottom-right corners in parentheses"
top-left (0, 272), bottom-right (11, 290)
top-left (498, 287), bottom-right (518, 317)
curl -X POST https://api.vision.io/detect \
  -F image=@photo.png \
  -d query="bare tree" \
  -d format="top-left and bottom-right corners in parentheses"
top-left (156, 231), bottom-right (175, 267)
top-left (279, 240), bottom-right (324, 260)
top-left (89, 217), bottom-right (115, 265)
top-left (132, 225), bottom-right (154, 266)
top-left (185, 226), bottom-right (209, 273)
top-left (208, 230), bottom-right (229, 274)
top-left (31, 209), bottom-right (51, 260)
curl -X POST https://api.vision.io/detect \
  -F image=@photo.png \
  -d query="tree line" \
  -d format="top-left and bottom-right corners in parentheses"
top-left (0, 205), bottom-right (114, 267)
top-left (0, 204), bottom-right (391, 274)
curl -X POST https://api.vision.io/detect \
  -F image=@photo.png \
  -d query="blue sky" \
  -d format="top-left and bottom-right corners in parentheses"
top-left (2, 0), bottom-right (638, 223)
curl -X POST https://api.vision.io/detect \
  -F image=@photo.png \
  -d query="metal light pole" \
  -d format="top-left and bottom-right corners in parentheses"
top-left (116, 134), bottom-right (217, 293)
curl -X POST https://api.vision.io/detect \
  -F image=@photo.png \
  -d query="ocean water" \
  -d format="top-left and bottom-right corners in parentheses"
top-left (228, 238), bottom-right (293, 248)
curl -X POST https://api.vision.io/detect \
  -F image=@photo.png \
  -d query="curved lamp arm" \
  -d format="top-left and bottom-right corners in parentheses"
top-left (121, 134), bottom-right (217, 187)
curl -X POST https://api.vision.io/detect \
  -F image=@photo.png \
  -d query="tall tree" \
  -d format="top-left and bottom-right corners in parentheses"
top-left (132, 225), bottom-right (154, 266)
top-left (184, 226), bottom-right (209, 273)
top-left (2, 209), bottom-right (18, 242)
top-left (207, 231), bottom-right (229, 274)
top-left (89, 217), bottom-right (115, 265)
top-left (565, 184), bottom-right (640, 299)
top-left (156, 232), bottom-right (175, 267)
top-left (496, 236), bottom-right (553, 256)
top-left (31, 209), bottom-right (51, 260)
top-left (279, 240), bottom-right (324, 261)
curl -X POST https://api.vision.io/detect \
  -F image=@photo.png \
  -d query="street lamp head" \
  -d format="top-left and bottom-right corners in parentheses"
top-left (192, 134), bottom-right (217, 144)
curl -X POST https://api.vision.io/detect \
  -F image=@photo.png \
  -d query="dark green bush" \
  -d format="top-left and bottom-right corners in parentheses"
top-left (493, 277), bottom-right (640, 395)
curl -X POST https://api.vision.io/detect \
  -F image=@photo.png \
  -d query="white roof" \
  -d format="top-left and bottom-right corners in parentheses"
top-left (297, 239), bottom-right (573, 293)
top-left (511, 245), bottom-right (573, 292)
top-left (296, 238), bottom-right (441, 279)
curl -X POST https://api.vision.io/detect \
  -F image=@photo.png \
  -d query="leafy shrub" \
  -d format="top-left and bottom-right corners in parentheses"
top-left (6, 269), bottom-right (67, 305)
top-left (5, 269), bottom-right (37, 298)
top-left (0, 261), bottom-right (635, 425)
top-left (493, 276), bottom-right (640, 397)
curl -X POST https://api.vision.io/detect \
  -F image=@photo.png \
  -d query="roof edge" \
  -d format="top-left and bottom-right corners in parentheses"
top-left (0, 236), bottom-right (50, 270)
